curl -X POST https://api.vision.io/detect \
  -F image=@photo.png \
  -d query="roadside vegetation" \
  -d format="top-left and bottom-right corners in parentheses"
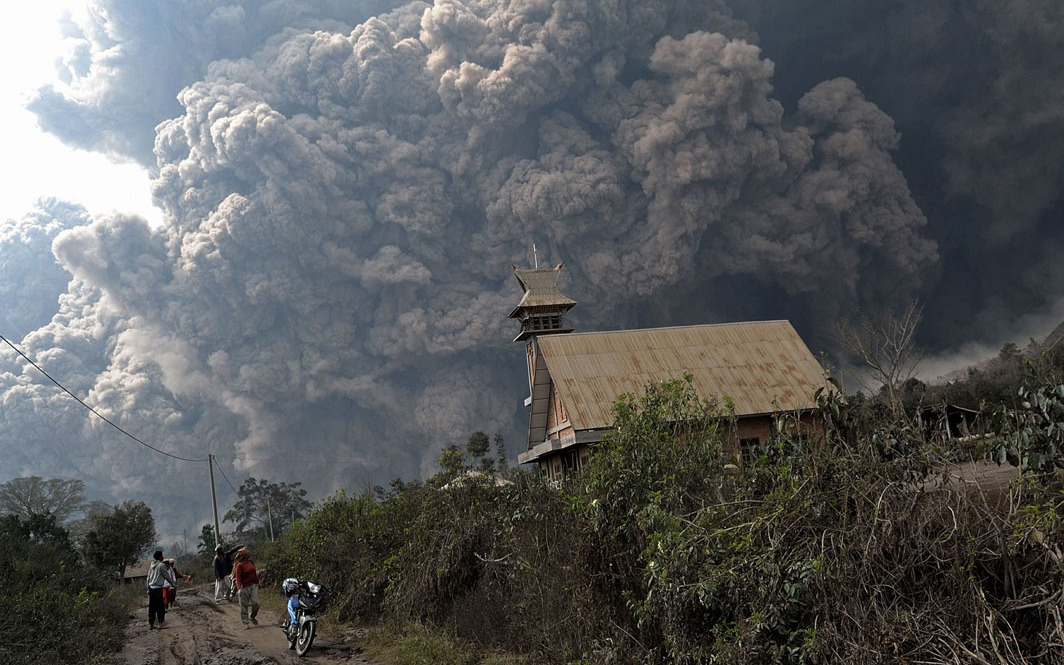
top-left (4, 322), bottom-right (1064, 664)
top-left (262, 337), bottom-right (1064, 664)
top-left (0, 510), bottom-right (148, 664)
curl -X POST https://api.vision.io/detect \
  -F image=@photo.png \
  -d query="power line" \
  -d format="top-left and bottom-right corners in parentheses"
top-left (213, 461), bottom-right (240, 494)
top-left (0, 333), bottom-right (208, 463)
top-left (1, 334), bottom-right (368, 469)
top-left (229, 455), bottom-right (368, 465)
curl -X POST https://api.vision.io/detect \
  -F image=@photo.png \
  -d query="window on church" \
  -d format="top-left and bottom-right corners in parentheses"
top-left (740, 437), bottom-right (760, 468)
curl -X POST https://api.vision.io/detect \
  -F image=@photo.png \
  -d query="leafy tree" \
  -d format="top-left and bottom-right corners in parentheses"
top-left (65, 499), bottom-right (112, 542)
top-left (582, 375), bottom-right (730, 624)
top-left (0, 476), bottom-right (86, 522)
top-left (223, 477), bottom-right (311, 542)
top-left (435, 444), bottom-right (469, 485)
top-left (494, 432), bottom-right (509, 472)
top-left (469, 430), bottom-right (501, 473)
top-left (197, 523), bottom-right (217, 554)
top-left (898, 376), bottom-right (929, 414)
top-left (82, 501), bottom-right (156, 582)
top-left (0, 512), bottom-right (74, 550)
top-left (467, 430), bottom-right (490, 458)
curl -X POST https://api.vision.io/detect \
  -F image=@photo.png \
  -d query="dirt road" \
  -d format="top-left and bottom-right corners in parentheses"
top-left (108, 584), bottom-right (379, 665)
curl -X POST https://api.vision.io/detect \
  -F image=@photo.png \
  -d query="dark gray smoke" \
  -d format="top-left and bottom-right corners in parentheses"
top-left (727, 0), bottom-right (1064, 348)
top-left (3, 0), bottom-right (1053, 541)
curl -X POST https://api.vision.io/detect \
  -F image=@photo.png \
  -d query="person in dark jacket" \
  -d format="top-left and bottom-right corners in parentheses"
top-left (213, 543), bottom-right (243, 602)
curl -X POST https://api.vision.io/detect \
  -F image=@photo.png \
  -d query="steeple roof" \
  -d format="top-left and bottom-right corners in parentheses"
top-left (508, 263), bottom-right (576, 318)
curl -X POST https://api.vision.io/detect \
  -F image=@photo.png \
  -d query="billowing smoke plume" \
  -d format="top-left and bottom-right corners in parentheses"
top-left (726, 0), bottom-right (1064, 349)
top-left (4, 0), bottom-right (1053, 540)
top-left (0, 200), bottom-right (88, 340)
top-left (30, 0), bottom-right (408, 162)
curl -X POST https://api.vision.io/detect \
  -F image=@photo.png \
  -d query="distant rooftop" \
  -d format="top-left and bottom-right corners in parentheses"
top-left (124, 559), bottom-right (152, 579)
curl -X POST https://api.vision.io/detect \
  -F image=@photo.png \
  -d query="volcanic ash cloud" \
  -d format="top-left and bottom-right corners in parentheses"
top-left (4, 0), bottom-right (939, 540)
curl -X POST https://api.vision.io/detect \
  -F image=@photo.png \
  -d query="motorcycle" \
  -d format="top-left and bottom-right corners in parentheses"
top-left (282, 578), bottom-right (328, 656)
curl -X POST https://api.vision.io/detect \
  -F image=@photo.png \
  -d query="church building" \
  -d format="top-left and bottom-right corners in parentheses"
top-left (510, 263), bottom-right (828, 481)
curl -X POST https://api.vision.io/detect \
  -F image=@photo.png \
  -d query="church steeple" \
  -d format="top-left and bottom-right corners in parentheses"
top-left (509, 263), bottom-right (576, 342)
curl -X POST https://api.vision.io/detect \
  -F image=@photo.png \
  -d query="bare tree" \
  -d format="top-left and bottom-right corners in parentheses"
top-left (836, 301), bottom-right (925, 414)
top-left (0, 476), bottom-right (87, 523)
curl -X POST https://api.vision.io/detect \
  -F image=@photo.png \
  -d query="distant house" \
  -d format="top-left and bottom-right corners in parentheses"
top-left (919, 403), bottom-right (985, 442)
top-left (123, 559), bottom-right (152, 585)
top-left (510, 264), bottom-right (829, 481)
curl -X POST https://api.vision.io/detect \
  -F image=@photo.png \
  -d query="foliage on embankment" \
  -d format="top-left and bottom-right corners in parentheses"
top-left (0, 513), bottom-right (133, 664)
top-left (266, 376), bottom-right (1064, 664)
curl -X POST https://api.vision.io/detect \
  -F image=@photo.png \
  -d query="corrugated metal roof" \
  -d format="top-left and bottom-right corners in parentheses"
top-left (536, 321), bottom-right (827, 430)
top-left (124, 559), bottom-right (152, 579)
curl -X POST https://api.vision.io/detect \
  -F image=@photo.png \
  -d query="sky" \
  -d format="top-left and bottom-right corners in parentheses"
top-left (1, 0), bottom-right (1062, 547)
top-left (0, 2), bottom-right (160, 226)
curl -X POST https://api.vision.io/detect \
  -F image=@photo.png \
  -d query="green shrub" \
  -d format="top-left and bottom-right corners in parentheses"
top-left (264, 376), bottom-right (1064, 664)
top-left (0, 515), bottom-right (129, 664)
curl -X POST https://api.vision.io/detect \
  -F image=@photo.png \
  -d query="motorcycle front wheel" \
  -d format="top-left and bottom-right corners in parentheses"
top-left (295, 621), bottom-right (315, 656)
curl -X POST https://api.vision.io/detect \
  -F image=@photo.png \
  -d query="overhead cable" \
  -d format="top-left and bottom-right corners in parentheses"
top-left (0, 333), bottom-right (208, 463)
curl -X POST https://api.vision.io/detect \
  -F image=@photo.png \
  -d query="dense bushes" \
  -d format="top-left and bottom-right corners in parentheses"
top-left (0, 514), bottom-right (130, 664)
top-left (266, 376), bottom-right (1064, 664)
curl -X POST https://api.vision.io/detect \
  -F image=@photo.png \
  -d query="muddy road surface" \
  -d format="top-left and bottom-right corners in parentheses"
top-left (106, 584), bottom-right (379, 665)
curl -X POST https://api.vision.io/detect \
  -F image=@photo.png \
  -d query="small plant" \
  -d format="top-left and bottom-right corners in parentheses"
top-left (998, 383), bottom-right (1064, 472)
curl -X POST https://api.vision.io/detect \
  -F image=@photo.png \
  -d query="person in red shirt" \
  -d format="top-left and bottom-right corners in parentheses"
top-left (232, 547), bottom-right (261, 628)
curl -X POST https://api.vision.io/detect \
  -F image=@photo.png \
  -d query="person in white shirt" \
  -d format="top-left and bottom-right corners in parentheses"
top-left (145, 551), bottom-right (169, 629)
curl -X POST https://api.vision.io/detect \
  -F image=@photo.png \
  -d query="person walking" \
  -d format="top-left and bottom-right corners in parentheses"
top-left (213, 543), bottom-right (243, 601)
top-left (163, 558), bottom-right (191, 608)
top-left (146, 550), bottom-right (169, 629)
top-left (232, 547), bottom-right (261, 628)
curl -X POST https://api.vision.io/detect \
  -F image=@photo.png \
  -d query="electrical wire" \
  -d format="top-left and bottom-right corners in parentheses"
top-left (0, 333), bottom-right (208, 463)
top-left (230, 455), bottom-right (368, 465)
top-left (2, 334), bottom-right (368, 470)
top-left (213, 461), bottom-right (240, 495)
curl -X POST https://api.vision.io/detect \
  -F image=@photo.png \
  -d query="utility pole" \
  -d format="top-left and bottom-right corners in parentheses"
top-left (265, 491), bottom-right (275, 542)
top-left (208, 454), bottom-right (221, 548)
